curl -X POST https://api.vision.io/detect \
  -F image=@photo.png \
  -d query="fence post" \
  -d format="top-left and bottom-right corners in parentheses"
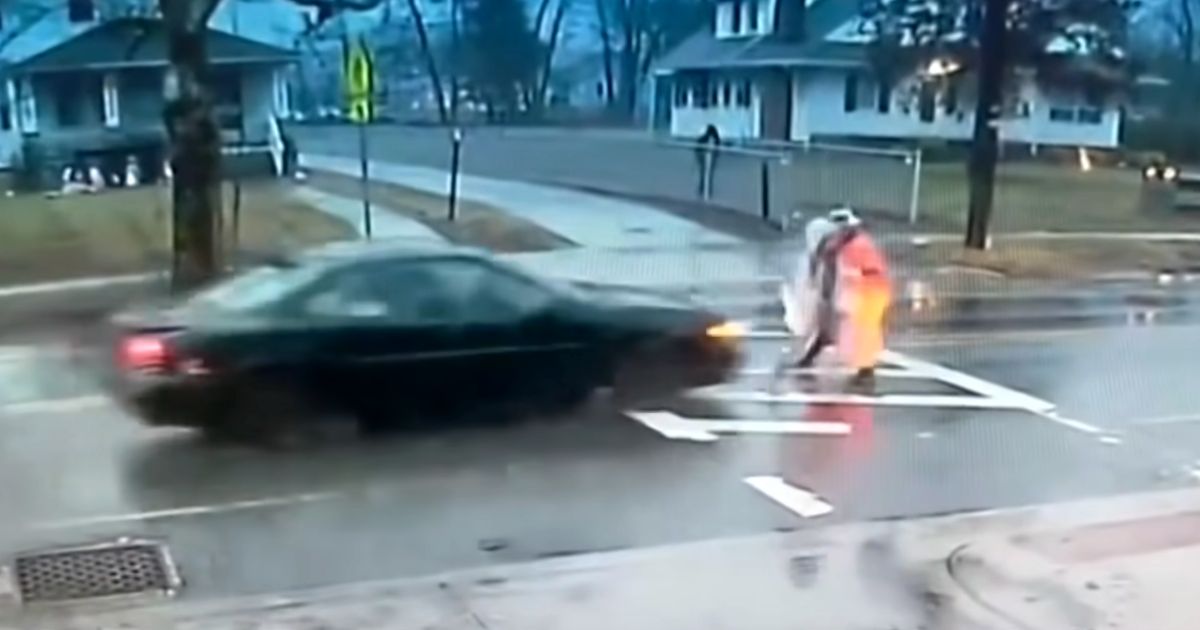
top-left (448, 127), bottom-right (463, 222)
top-left (760, 158), bottom-right (771, 224)
top-left (908, 147), bottom-right (923, 224)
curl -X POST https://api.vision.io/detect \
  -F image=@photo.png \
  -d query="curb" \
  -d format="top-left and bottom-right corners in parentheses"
top-left (0, 275), bottom-right (168, 335)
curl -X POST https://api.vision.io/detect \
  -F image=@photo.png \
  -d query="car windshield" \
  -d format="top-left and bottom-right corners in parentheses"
top-left (190, 263), bottom-right (322, 312)
top-left (10, 0), bottom-right (1200, 627)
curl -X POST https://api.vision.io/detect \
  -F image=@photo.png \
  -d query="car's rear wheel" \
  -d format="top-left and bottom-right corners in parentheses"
top-left (212, 381), bottom-right (334, 449)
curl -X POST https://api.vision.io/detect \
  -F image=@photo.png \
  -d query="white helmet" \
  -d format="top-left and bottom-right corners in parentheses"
top-left (828, 207), bottom-right (861, 227)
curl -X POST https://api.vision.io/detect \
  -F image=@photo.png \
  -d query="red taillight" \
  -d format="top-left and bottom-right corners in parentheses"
top-left (119, 334), bottom-right (173, 372)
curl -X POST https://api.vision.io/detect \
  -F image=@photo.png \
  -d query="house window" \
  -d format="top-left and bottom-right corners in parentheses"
top-left (736, 80), bottom-right (752, 107)
top-left (1048, 107), bottom-right (1075, 122)
top-left (1077, 107), bottom-right (1103, 124)
top-left (876, 80), bottom-right (891, 113)
top-left (722, 81), bottom-right (732, 106)
top-left (674, 81), bottom-right (688, 106)
top-left (731, 0), bottom-right (742, 34)
top-left (54, 74), bottom-right (102, 128)
top-left (692, 76), bottom-right (710, 108)
top-left (211, 70), bottom-right (244, 132)
top-left (747, 0), bottom-right (759, 31)
top-left (0, 103), bottom-right (10, 131)
top-left (67, 0), bottom-right (94, 23)
top-left (843, 73), bottom-right (859, 112)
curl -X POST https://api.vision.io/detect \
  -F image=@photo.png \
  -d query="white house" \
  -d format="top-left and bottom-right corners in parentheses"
top-left (0, 0), bottom-right (311, 171)
top-left (652, 0), bottom-right (1123, 149)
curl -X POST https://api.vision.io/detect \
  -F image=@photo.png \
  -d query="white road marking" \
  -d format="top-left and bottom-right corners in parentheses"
top-left (1032, 410), bottom-right (1106, 435)
top-left (882, 350), bottom-right (1056, 413)
top-left (32, 491), bottom-right (341, 530)
top-left (1, 395), bottom-right (109, 416)
top-left (745, 330), bottom-right (789, 340)
top-left (748, 327), bottom-right (1104, 348)
top-left (689, 388), bottom-right (1038, 410)
top-left (1129, 413), bottom-right (1200, 426)
top-left (744, 476), bottom-right (834, 518)
top-left (0, 272), bottom-right (157, 298)
top-left (739, 366), bottom-right (921, 378)
top-left (628, 411), bottom-right (849, 442)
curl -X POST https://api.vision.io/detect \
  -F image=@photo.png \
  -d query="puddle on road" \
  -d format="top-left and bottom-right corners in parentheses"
top-left (0, 345), bottom-right (98, 408)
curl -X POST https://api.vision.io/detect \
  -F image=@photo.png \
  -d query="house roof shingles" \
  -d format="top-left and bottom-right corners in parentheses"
top-left (11, 17), bottom-right (295, 74)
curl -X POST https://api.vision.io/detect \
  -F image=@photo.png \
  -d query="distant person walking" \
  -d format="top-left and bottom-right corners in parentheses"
top-left (694, 124), bottom-right (721, 199)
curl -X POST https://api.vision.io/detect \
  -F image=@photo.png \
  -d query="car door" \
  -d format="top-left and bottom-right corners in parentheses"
top-left (295, 262), bottom-right (460, 426)
top-left (419, 258), bottom-right (600, 408)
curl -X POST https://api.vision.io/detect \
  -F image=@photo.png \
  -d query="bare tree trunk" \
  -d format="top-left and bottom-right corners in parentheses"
top-left (537, 0), bottom-right (569, 110)
top-left (405, 0), bottom-right (449, 124)
top-left (1180, 0), bottom-right (1196, 108)
top-left (614, 0), bottom-right (642, 119)
top-left (965, 0), bottom-right (1006, 250)
top-left (161, 0), bottom-right (223, 291)
top-left (595, 0), bottom-right (616, 109)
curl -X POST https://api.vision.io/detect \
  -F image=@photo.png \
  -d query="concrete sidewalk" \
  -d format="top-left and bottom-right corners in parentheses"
top-left (292, 186), bottom-right (447, 242)
top-left (299, 153), bottom-right (740, 249)
top-left (20, 487), bottom-right (1200, 629)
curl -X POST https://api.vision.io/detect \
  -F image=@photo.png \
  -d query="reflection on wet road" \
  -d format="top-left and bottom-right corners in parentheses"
top-left (1, 325), bottom-right (1200, 601)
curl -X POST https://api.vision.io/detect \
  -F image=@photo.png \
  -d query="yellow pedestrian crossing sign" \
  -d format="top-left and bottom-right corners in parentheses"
top-left (344, 38), bottom-right (374, 124)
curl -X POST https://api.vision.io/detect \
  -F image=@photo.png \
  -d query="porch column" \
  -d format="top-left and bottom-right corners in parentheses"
top-left (102, 72), bottom-right (120, 128)
top-left (646, 73), bottom-right (658, 132)
top-left (17, 77), bottom-right (36, 134)
top-left (272, 68), bottom-right (291, 117)
top-left (4, 80), bottom-right (16, 132)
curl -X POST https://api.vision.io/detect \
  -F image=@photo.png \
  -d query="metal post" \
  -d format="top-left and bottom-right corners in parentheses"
top-left (450, 0), bottom-right (460, 124)
top-left (760, 158), bottom-right (771, 223)
top-left (703, 150), bottom-right (715, 200)
top-left (358, 120), bottom-right (372, 239)
top-left (908, 147), bottom-right (923, 224)
top-left (448, 127), bottom-right (462, 221)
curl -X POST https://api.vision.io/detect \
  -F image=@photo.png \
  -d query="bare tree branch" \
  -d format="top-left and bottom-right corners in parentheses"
top-left (537, 0), bottom-right (569, 105)
top-left (161, 0), bottom-right (221, 33)
top-left (404, 0), bottom-right (449, 123)
top-left (533, 0), bottom-right (553, 38)
top-left (594, 0), bottom-right (616, 107)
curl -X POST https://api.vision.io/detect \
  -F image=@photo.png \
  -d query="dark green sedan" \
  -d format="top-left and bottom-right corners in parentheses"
top-left (103, 241), bottom-right (743, 444)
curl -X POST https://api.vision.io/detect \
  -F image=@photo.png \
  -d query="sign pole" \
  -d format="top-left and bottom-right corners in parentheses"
top-left (345, 37), bottom-right (375, 240)
top-left (358, 118), bottom-right (372, 239)
top-left (448, 127), bottom-right (462, 222)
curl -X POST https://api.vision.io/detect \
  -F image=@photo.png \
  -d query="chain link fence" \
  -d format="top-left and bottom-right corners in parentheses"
top-left (291, 124), bottom-right (925, 230)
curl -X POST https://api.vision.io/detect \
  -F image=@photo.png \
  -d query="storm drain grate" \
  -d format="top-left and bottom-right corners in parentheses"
top-left (12, 540), bottom-right (179, 604)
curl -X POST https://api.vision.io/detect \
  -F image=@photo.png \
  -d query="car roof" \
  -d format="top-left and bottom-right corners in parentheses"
top-left (299, 238), bottom-right (488, 268)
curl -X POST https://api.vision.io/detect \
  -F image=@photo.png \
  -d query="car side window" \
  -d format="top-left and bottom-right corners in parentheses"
top-left (423, 260), bottom-right (554, 324)
top-left (302, 270), bottom-right (390, 320)
top-left (300, 259), bottom-right (555, 326)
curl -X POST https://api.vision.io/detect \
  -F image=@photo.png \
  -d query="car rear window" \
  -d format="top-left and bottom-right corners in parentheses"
top-left (191, 264), bottom-right (322, 312)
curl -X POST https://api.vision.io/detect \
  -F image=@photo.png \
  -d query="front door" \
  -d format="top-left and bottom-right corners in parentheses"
top-left (760, 70), bottom-right (793, 140)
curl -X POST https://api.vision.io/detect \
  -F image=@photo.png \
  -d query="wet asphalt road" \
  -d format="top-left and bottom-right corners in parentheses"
top-left (1, 323), bottom-right (1199, 603)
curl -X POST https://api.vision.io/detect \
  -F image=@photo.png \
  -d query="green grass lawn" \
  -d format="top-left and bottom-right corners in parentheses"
top-left (0, 181), bottom-right (353, 286)
top-left (917, 161), bottom-right (1200, 232)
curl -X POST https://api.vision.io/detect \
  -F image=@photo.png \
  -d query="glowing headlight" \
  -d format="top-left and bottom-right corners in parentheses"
top-left (706, 321), bottom-right (746, 339)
